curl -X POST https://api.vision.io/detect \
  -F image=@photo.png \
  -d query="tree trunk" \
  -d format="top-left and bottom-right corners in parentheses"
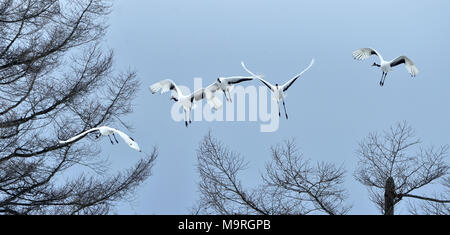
top-left (384, 177), bottom-right (395, 215)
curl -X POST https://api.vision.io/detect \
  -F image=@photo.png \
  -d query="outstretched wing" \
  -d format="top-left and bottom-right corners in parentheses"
top-left (282, 59), bottom-right (315, 92)
top-left (221, 76), bottom-right (254, 85)
top-left (59, 127), bottom-right (99, 144)
top-left (352, 48), bottom-right (383, 61)
top-left (112, 129), bottom-right (141, 152)
top-left (241, 61), bottom-right (274, 91)
top-left (390, 56), bottom-right (419, 77)
top-left (205, 82), bottom-right (220, 93)
top-left (149, 79), bottom-right (182, 97)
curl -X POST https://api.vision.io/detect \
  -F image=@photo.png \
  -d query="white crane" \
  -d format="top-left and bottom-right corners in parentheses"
top-left (207, 76), bottom-right (255, 102)
top-left (150, 79), bottom-right (217, 127)
top-left (59, 126), bottom-right (141, 152)
top-left (241, 59), bottom-right (314, 119)
top-left (352, 48), bottom-right (419, 86)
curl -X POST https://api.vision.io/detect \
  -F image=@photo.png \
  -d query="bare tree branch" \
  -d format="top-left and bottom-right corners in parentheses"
top-left (0, 0), bottom-right (156, 215)
top-left (194, 133), bottom-right (350, 215)
top-left (355, 121), bottom-right (449, 215)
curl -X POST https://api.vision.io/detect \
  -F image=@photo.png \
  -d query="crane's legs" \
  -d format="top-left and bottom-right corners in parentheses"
top-left (108, 135), bottom-right (114, 144)
top-left (379, 72), bottom-right (384, 86)
top-left (184, 108), bottom-right (192, 127)
top-left (223, 89), bottom-right (228, 102)
top-left (227, 89), bottom-right (232, 102)
top-left (382, 73), bottom-right (388, 86)
top-left (189, 108), bottom-right (192, 124)
top-left (112, 133), bottom-right (119, 144)
top-left (380, 72), bottom-right (388, 86)
top-left (277, 101), bottom-right (281, 117)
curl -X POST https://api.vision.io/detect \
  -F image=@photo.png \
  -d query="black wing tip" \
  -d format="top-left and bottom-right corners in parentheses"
top-left (390, 58), bottom-right (406, 67)
top-left (229, 78), bottom-right (253, 84)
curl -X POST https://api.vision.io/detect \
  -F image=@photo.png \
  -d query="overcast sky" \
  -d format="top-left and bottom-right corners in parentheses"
top-left (95, 0), bottom-right (450, 214)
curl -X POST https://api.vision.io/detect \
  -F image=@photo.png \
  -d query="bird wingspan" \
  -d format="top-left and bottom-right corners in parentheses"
top-left (149, 79), bottom-right (182, 97)
top-left (241, 61), bottom-right (274, 91)
top-left (390, 56), bottom-right (419, 77)
top-left (282, 59), bottom-right (315, 92)
top-left (352, 48), bottom-right (382, 61)
top-left (59, 127), bottom-right (100, 144)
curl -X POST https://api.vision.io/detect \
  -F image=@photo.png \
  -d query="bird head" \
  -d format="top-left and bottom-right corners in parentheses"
top-left (372, 62), bottom-right (380, 67)
top-left (170, 95), bottom-right (178, 102)
top-left (275, 83), bottom-right (279, 87)
top-left (217, 77), bottom-right (222, 83)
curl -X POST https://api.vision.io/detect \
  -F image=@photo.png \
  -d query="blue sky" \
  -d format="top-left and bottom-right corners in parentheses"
top-left (96, 0), bottom-right (450, 214)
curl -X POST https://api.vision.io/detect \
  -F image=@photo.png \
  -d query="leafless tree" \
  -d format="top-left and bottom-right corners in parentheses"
top-left (0, 0), bottom-right (157, 214)
top-left (407, 176), bottom-right (450, 215)
top-left (193, 133), bottom-right (350, 215)
top-left (355, 121), bottom-right (449, 215)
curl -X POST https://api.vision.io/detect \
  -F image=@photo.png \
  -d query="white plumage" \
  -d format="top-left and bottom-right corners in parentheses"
top-left (150, 79), bottom-right (214, 126)
top-left (203, 83), bottom-right (224, 110)
top-left (59, 126), bottom-right (141, 152)
top-left (150, 79), bottom-right (182, 97)
top-left (353, 48), bottom-right (419, 86)
top-left (207, 76), bottom-right (255, 102)
top-left (241, 59), bottom-right (314, 119)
